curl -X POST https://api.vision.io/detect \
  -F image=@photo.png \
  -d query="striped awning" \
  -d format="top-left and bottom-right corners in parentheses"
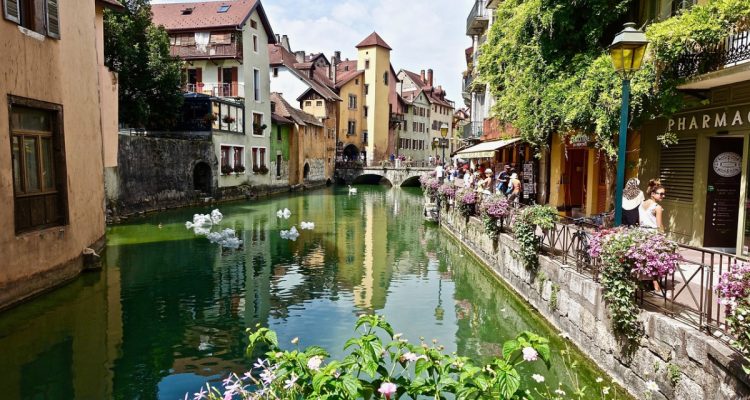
top-left (455, 137), bottom-right (522, 158)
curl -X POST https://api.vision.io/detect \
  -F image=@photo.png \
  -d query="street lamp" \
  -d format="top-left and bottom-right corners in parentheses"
top-left (610, 22), bottom-right (648, 226)
top-left (440, 123), bottom-right (449, 165)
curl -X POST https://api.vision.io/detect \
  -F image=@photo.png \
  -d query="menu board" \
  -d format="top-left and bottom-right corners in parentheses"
top-left (522, 161), bottom-right (536, 200)
top-left (704, 138), bottom-right (742, 248)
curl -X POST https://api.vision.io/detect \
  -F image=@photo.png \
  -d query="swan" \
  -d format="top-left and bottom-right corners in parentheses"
top-left (348, 185), bottom-right (357, 195)
top-left (300, 221), bottom-right (315, 230)
top-left (276, 208), bottom-right (292, 219)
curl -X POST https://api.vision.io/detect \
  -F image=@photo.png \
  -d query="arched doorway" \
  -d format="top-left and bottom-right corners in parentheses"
top-left (343, 144), bottom-right (359, 162)
top-left (193, 162), bottom-right (212, 194)
top-left (303, 163), bottom-right (310, 180)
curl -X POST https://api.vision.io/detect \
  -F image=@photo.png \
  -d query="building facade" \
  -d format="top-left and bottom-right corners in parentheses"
top-left (151, 0), bottom-right (275, 190)
top-left (0, 0), bottom-right (121, 309)
top-left (397, 90), bottom-right (431, 163)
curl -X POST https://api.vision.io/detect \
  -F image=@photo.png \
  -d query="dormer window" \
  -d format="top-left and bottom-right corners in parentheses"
top-left (181, 7), bottom-right (193, 15)
top-left (217, 4), bottom-right (230, 13)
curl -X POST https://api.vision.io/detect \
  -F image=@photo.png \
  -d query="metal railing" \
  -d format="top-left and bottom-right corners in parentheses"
top-left (184, 82), bottom-right (245, 98)
top-left (445, 196), bottom-right (743, 344)
top-left (466, 0), bottom-right (489, 36)
top-left (674, 29), bottom-right (750, 79)
top-left (170, 42), bottom-right (242, 60)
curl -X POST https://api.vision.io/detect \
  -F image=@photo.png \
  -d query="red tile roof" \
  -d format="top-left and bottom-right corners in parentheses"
top-left (268, 44), bottom-right (340, 102)
top-left (270, 93), bottom-right (323, 127)
top-left (400, 68), bottom-right (454, 108)
top-left (355, 32), bottom-right (392, 50)
top-left (151, 0), bottom-right (275, 41)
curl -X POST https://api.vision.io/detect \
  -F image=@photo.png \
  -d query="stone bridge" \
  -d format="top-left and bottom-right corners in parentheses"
top-left (335, 165), bottom-right (433, 186)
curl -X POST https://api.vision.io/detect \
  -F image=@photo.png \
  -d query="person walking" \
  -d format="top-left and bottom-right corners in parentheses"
top-left (495, 164), bottom-right (511, 195)
top-left (621, 178), bottom-right (644, 227)
top-left (507, 172), bottom-right (522, 203)
top-left (479, 169), bottom-right (493, 195)
top-left (435, 163), bottom-right (445, 183)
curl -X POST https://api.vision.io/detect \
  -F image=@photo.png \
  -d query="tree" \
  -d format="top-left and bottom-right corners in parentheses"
top-left (104, 0), bottom-right (183, 129)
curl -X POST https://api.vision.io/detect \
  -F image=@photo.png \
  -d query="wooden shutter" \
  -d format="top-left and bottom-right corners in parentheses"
top-left (4, 0), bottom-right (20, 23)
top-left (46, 0), bottom-right (60, 38)
top-left (231, 67), bottom-right (238, 96)
top-left (659, 138), bottom-right (696, 202)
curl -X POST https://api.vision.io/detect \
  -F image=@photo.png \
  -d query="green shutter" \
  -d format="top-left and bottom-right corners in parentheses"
top-left (46, 0), bottom-right (60, 39)
top-left (4, 0), bottom-right (20, 23)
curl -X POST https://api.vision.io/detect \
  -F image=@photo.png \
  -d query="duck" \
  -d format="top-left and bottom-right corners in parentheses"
top-left (348, 185), bottom-right (358, 195)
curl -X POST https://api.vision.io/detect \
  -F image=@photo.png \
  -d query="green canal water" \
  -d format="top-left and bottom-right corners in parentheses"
top-left (0, 186), bottom-right (625, 399)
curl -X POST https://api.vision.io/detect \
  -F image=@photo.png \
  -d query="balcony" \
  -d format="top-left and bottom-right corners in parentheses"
top-left (184, 82), bottom-right (245, 98)
top-left (463, 122), bottom-right (483, 139)
top-left (675, 29), bottom-right (750, 90)
top-left (390, 112), bottom-right (405, 128)
top-left (170, 42), bottom-right (242, 60)
top-left (466, 0), bottom-right (489, 36)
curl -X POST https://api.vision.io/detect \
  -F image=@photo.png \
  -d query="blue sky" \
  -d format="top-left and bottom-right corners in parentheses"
top-left (150, 0), bottom-right (475, 106)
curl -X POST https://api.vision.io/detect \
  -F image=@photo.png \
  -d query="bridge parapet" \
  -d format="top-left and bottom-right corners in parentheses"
top-left (335, 166), bottom-right (433, 186)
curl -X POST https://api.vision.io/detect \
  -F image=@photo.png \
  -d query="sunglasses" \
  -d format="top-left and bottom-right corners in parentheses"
top-left (656, 192), bottom-right (666, 197)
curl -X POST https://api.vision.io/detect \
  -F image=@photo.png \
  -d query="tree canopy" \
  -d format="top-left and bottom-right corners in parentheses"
top-left (476, 0), bottom-right (750, 159)
top-left (104, 0), bottom-right (184, 129)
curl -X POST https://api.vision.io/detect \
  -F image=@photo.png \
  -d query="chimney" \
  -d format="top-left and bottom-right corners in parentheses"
top-left (281, 35), bottom-right (291, 51)
top-left (308, 64), bottom-right (315, 79)
top-left (334, 51), bottom-right (341, 64)
top-left (275, 34), bottom-right (281, 43)
top-left (295, 51), bottom-right (306, 63)
top-left (420, 70), bottom-right (426, 83)
top-left (427, 69), bottom-right (433, 87)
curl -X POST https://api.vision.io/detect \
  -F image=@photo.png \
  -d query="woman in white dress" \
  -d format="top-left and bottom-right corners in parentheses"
top-left (639, 179), bottom-right (666, 230)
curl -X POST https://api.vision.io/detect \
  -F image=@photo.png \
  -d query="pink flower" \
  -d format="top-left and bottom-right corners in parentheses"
top-left (307, 356), bottom-right (323, 371)
top-left (522, 347), bottom-right (538, 362)
top-left (378, 382), bottom-right (398, 399)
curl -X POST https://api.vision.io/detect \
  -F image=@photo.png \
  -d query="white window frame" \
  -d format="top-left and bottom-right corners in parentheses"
top-left (253, 68), bottom-right (261, 102)
top-left (251, 146), bottom-right (267, 168)
top-left (252, 34), bottom-right (259, 53)
top-left (251, 111), bottom-right (265, 137)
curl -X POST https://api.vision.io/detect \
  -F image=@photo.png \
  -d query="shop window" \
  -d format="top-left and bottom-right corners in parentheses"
top-left (659, 138), bottom-right (696, 202)
top-left (10, 100), bottom-right (67, 233)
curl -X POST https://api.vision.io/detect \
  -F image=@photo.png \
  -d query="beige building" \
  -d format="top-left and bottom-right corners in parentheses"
top-left (0, 0), bottom-right (121, 309)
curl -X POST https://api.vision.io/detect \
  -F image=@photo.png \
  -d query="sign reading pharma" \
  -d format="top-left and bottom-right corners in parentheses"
top-left (666, 104), bottom-right (750, 133)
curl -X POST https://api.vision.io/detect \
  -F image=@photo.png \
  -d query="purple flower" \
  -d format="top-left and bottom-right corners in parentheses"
top-left (378, 382), bottom-right (398, 399)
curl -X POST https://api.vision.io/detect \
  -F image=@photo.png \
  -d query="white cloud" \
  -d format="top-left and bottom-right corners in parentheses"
top-left (151, 0), bottom-right (476, 105)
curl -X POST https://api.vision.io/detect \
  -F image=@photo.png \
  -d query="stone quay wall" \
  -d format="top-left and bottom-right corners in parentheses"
top-left (441, 210), bottom-right (750, 399)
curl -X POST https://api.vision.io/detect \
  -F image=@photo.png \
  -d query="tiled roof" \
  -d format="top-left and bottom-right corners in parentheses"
top-left (270, 93), bottom-right (324, 127)
top-left (401, 69), bottom-right (426, 87)
top-left (335, 70), bottom-right (363, 88)
top-left (271, 112), bottom-right (293, 125)
top-left (96, 0), bottom-right (125, 10)
top-left (268, 44), bottom-right (340, 102)
top-left (355, 32), bottom-right (392, 50)
top-left (151, 0), bottom-right (275, 41)
top-left (400, 68), bottom-right (454, 108)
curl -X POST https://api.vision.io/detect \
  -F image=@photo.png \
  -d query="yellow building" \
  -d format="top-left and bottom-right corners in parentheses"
top-left (0, 0), bottom-right (121, 309)
top-left (335, 60), bottom-right (367, 162)
top-left (357, 32), bottom-right (392, 165)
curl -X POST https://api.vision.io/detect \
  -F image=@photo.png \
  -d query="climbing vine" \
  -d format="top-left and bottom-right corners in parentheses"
top-left (513, 205), bottom-right (558, 271)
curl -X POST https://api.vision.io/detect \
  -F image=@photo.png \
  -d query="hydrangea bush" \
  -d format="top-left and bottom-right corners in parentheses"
top-left (589, 228), bottom-right (680, 346)
top-left (716, 263), bottom-right (750, 371)
top-left (455, 189), bottom-right (478, 217)
top-left (480, 195), bottom-right (510, 238)
top-left (437, 183), bottom-right (457, 206)
top-left (187, 315), bottom-right (563, 399)
top-left (419, 173), bottom-right (441, 200)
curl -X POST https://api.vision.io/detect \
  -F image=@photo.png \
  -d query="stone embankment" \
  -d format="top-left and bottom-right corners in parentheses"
top-left (441, 210), bottom-right (750, 400)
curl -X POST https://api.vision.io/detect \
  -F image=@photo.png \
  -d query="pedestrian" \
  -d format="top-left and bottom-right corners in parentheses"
top-left (495, 164), bottom-right (511, 195)
top-left (390, 153), bottom-right (395, 164)
top-left (435, 162), bottom-right (445, 182)
top-left (429, 155), bottom-right (434, 166)
top-left (507, 172), bottom-right (522, 203)
top-left (639, 179), bottom-right (666, 291)
top-left (479, 169), bottom-right (493, 195)
top-left (621, 178), bottom-right (644, 227)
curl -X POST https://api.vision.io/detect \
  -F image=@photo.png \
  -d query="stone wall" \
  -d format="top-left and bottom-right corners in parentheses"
top-left (441, 210), bottom-right (750, 400)
top-left (111, 135), bottom-right (218, 217)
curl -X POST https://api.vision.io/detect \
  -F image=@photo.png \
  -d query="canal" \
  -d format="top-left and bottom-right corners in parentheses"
top-left (0, 186), bottom-right (624, 399)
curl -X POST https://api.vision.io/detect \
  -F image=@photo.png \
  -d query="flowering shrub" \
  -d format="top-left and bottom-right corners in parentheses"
top-left (589, 228), bottom-right (680, 346)
top-left (419, 173), bottom-right (440, 199)
top-left (480, 195), bottom-right (510, 238)
top-left (716, 263), bottom-right (750, 371)
top-left (436, 183), bottom-right (456, 205)
top-left (514, 205), bottom-right (558, 271)
top-left (186, 316), bottom-right (560, 399)
top-left (455, 188), bottom-right (478, 217)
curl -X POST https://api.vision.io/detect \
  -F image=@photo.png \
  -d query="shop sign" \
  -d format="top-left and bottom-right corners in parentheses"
top-left (712, 152), bottom-right (742, 178)
top-left (569, 133), bottom-right (589, 147)
top-left (666, 105), bottom-right (750, 134)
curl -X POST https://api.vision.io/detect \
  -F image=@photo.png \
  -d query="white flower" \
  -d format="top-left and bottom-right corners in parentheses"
top-left (602, 387), bottom-right (610, 395)
top-left (291, 337), bottom-right (299, 345)
top-left (307, 356), bottom-right (323, 371)
top-left (646, 380), bottom-right (659, 392)
top-left (531, 374), bottom-right (545, 383)
top-left (522, 347), bottom-right (538, 362)
top-left (554, 388), bottom-right (566, 396)
top-left (596, 377), bottom-right (604, 383)
top-left (283, 373), bottom-right (298, 389)
top-left (392, 333), bottom-right (403, 340)
top-left (400, 352), bottom-right (426, 363)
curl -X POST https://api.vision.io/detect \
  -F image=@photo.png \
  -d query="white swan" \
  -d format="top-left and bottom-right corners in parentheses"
top-left (300, 221), bottom-right (315, 230)
top-left (276, 208), bottom-right (292, 219)
top-left (348, 185), bottom-right (358, 195)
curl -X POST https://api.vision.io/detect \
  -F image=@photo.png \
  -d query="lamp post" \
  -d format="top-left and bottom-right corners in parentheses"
top-left (609, 22), bottom-right (648, 226)
top-left (440, 123), bottom-right (449, 165)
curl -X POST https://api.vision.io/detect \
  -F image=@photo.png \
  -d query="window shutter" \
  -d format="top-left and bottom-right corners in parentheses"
top-left (46, 0), bottom-right (60, 38)
top-left (659, 138), bottom-right (696, 202)
top-left (4, 0), bottom-right (20, 23)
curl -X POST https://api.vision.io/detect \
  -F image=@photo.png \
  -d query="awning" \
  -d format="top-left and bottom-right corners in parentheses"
top-left (455, 137), bottom-right (522, 159)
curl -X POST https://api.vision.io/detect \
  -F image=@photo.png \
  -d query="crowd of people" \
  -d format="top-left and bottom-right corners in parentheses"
top-left (435, 162), bottom-right (523, 203)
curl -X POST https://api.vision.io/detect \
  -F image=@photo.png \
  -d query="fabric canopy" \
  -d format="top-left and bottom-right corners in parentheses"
top-left (455, 137), bottom-right (522, 159)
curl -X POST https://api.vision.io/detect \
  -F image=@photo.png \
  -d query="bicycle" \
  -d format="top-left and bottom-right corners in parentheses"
top-left (571, 217), bottom-right (593, 273)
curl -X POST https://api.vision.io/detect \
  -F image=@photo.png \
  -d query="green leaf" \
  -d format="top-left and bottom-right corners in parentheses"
top-left (495, 365), bottom-right (521, 399)
top-left (502, 339), bottom-right (519, 360)
top-left (341, 374), bottom-right (360, 398)
top-left (415, 358), bottom-right (431, 377)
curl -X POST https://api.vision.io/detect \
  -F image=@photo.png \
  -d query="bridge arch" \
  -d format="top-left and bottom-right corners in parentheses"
top-left (400, 175), bottom-right (421, 187)
top-left (351, 173), bottom-right (392, 186)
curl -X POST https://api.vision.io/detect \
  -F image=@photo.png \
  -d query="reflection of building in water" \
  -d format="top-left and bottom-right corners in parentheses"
top-left (0, 259), bottom-right (123, 399)
top-left (352, 192), bottom-right (392, 311)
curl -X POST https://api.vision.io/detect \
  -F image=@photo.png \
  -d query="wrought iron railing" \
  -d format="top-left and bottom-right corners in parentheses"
top-left (674, 29), bottom-right (750, 79)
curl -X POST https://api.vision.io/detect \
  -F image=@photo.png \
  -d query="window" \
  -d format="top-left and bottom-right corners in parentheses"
top-left (276, 125), bottom-right (282, 141)
top-left (364, 106), bottom-right (368, 117)
top-left (348, 94), bottom-right (357, 109)
top-left (253, 69), bottom-right (261, 101)
top-left (383, 72), bottom-right (389, 85)
top-left (316, 101), bottom-right (323, 106)
top-left (233, 147), bottom-right (244, 168)
top-left (4, 0), bottom-right (60, 38)
top-left (365, 60), bottom-right (370, 69)
top-left (217, 4), bottom-right (230, 12)
top-left (305, 101), bottom-right (312, 107)
top-left (221, 146), bottom-right (231, 167)
top-left (252, 148), bottom-right (258, 168)
top-left (250, 19), bottom-right (258, 29)
top-left (259, 148), bottom-right (266, 167)
top-left (253, 34), bottom-right (259, 52)
top-left (10, 100), bottom-right (66, 233)
top-left (273, 67), bottom-right (279, 77)
top-left (365, 84), bottom-right (369, 95)
top-left (354, 78), bottom-right (359, 85)
top-left (347, 120), bottom-right (356, 135)
top-left (252, 112), bottom-right (264, 136)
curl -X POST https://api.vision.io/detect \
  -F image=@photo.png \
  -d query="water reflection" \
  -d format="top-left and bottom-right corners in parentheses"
top-left (0, 186), bottom-right (621, 399)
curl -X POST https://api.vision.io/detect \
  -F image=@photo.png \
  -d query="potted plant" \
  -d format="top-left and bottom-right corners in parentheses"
top-left (221, 165), bottom-right (234, 175)
top-left (234, 165), bottom-right (246, 174)
top-left (480, 194), bottom-right (510, 238)
top-left (258, 165), bottom-right (269, 175)
top-left (223, 115), bottom-right (236, 124)
top-left (455, 188), bottom-right (478, 218)
top-left (203, 113), bottom-right (218, 125)
top-left (252, 165), bottom-right (260, 174)
top-left (253, 123), bottom-right (267, 135)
